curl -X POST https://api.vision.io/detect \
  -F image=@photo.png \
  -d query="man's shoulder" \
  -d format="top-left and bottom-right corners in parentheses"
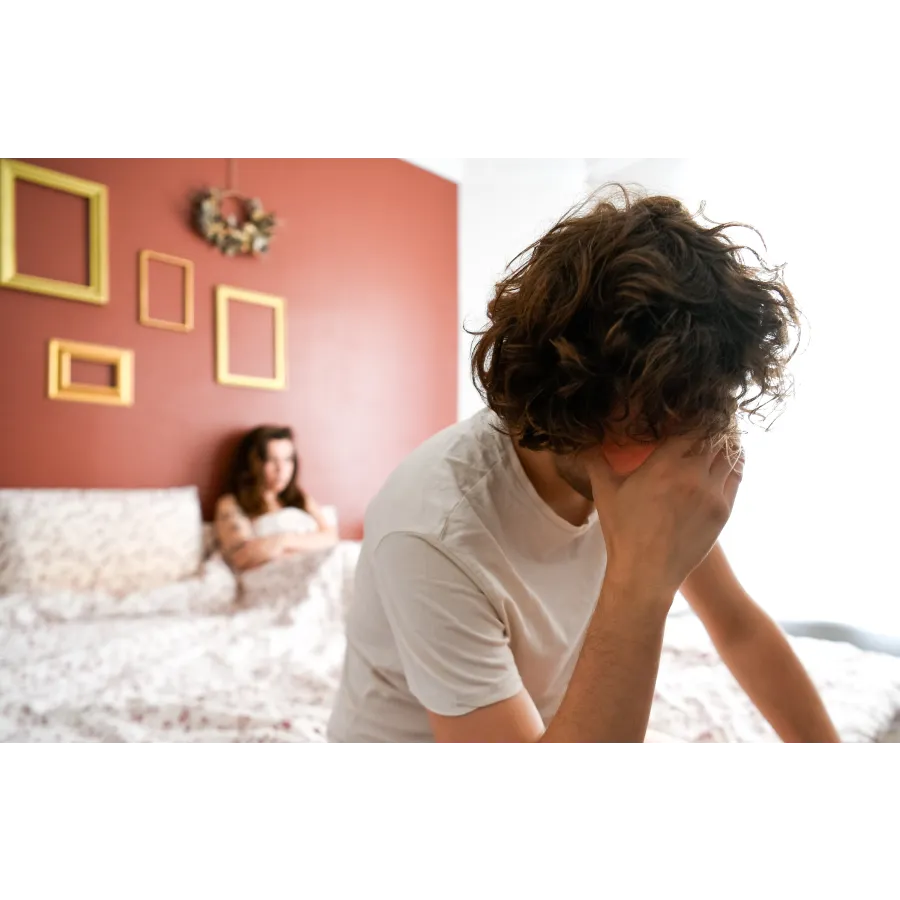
top-left (364, 409), bottom-right (508, 544)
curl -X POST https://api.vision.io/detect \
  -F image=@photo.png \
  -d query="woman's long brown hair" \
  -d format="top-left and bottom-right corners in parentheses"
top-left (225, 425), bottom-right (308, 518)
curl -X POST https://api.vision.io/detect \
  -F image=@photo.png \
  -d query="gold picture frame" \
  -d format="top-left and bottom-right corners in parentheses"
top-left (48, 338), bottom-right (134, 407)
top-left (215, 285), bottom-right (286, 391)
top-left (139, 249), bottom-right (194, 332)
top-left (0, 159), bottom-right (109, 304)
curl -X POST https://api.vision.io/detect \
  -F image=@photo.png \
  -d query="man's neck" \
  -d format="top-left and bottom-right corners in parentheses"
top-left (512, 443), bottom-right (594, 527)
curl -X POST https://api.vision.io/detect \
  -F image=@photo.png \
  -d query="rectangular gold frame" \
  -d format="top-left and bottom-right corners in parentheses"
top-left (139, 249), bottom-right (194, 332)
top-left (48, 338), bottom-right (134, 407)
top-left (215, 285), bottom-right (286, 391)
top-left (0, 159), bottom-right (109, 305)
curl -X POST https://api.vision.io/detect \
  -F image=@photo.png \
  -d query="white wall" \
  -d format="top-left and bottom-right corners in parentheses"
top-left (403, 158), bottom-right (464, 184)
top-left (457, 159), bottom-right (589, 419)
top-left (410, 155), bottom-right (897, 632)
top-left (588, 157), bottom-right (692, 199)
top-left (599, 159), bottom-right (900, 634)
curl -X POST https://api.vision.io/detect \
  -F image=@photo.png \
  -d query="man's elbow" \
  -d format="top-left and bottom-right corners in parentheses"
top-left (715, 603), bottom-right (786, 655)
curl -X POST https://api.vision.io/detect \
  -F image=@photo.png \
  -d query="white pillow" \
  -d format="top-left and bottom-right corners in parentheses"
top-left (319, 504), bottom-right (339, 530)
top-left (0, 487), bottom-right (203, 595)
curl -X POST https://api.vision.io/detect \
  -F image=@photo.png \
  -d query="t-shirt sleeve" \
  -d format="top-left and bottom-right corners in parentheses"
top-left (372, 531), bottom-right (524, 717)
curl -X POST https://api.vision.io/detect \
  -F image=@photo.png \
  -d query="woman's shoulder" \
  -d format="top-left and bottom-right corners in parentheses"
top-left (215, 493), bottom-right (242, 515)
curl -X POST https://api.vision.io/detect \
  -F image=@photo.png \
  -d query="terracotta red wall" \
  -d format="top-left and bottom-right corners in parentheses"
top-left (0, 159), bottom-right (458, 537)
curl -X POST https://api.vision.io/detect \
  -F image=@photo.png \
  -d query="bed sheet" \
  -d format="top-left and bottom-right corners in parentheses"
top-left (0, 543), bottom-right (359, 742)
top-left (3, 554), bottom-right (899, 743)
top-left (652, 616), bottom-right (900, 742)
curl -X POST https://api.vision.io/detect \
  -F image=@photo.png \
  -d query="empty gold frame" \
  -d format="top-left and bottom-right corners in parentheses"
top-left (48, 339), bottom-right (134, 407)
top-left (0, 159), bottom-right (109, 304)
top-left (215, 285), bottom-right (286, 391)
top-left (139, 250), bottom-right (194, 332)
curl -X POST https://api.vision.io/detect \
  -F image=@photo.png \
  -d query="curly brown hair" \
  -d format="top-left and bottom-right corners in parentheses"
top-left (225, 425), bottom-right (307, 518)
top-left (471, 184), bottom-right (801, 454)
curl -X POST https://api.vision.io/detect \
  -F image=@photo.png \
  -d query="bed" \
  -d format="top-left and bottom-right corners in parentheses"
top-left (653, 614), bottom-right (900, 742)
top-left (2, 487), bottom-right (899, 742)
top-left (0, 543), bottom-right (360, 743)
top-left (0, 485), bottom-right (359, 742)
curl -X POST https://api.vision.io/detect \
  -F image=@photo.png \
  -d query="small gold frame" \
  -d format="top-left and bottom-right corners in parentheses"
top-left (0, 159), bottom-right (109, 304)
top-left (48, 338), bottom-right (134, 407)
top-left (215, 285), bottom-right (286, 391)
top-left (138, 249), bottom-right (194, 332)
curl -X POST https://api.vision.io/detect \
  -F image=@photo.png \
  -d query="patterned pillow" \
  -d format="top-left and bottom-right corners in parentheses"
top-left (0, 487), bottom-right (204, 595)
top-left (319, 505), bottom-right (339, 530)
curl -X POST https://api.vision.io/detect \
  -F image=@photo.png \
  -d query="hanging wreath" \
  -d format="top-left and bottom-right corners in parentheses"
top-left (192, 188), bottom-right (277, 257)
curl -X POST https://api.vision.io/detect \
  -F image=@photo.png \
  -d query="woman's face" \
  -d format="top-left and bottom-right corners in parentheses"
top-left (263, 438), bottom-right (296, 494)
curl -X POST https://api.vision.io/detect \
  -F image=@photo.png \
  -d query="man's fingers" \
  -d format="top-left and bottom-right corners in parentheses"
top-left (722, 449), bottom-right (745, 507)
top-left (711, 443), bottom-right (744, 481)
top-left (650, 433), bottom-right (708, 463)
top-left (582, 448), bottom-right (619, 502)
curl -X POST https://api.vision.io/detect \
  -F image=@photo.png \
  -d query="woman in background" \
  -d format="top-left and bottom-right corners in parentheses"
top-left (215, 425), bottom-right (338, 571)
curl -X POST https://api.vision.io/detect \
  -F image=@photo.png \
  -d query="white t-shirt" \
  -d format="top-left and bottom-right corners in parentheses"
top-left (326, 409), bottom-right (608, 742)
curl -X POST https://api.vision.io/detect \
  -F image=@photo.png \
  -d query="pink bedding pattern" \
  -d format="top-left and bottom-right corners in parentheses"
top-left (652, 617), bottom-right (900, 742)
top-left (0, 487), bottom-right (204, 595)
top-left (2, 546), bottom-right (899, 742)
top-left (0, 544), bottom-right (359, 743)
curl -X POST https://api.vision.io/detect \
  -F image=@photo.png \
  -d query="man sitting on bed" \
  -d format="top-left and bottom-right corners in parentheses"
top-left (328, 187), bottom-right (841, 743)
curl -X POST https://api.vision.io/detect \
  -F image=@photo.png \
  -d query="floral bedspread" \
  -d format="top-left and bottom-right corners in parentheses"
top-left (0, 544), bottom-right (360, 743)
top-left (3, 546), bottom-right (899, 742)
top-left (652, 616), bottom-right (900, 742)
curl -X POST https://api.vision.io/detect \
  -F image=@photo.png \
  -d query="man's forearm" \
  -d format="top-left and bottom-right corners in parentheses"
top-left (542, 584), bottom-right (671, 742)
top-left (714, 613), bottom-right (840, 742)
